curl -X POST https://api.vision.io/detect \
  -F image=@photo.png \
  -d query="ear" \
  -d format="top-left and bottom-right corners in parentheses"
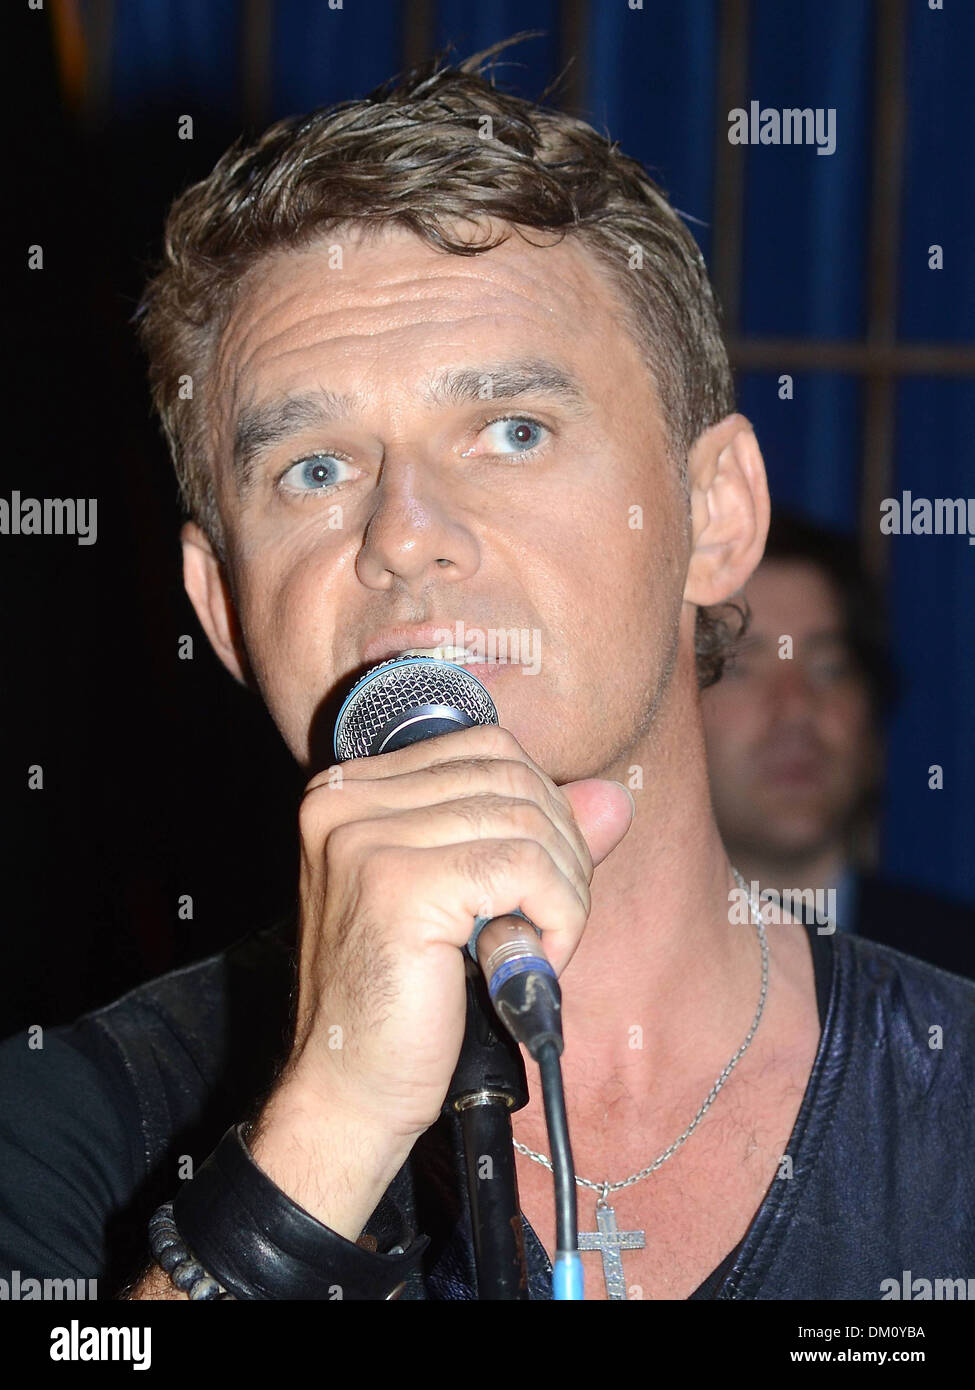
top-left (181, 521), bottom-right (250, 685)
top-left (683, 413), bottom-right (770, 607)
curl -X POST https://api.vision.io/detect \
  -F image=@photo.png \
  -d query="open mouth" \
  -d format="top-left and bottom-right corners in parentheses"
top-left (397, 645), bottom-right (494, 665)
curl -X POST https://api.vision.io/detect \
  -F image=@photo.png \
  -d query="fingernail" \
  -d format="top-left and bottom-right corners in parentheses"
top-left (610, 780), bottom-right (636, 814)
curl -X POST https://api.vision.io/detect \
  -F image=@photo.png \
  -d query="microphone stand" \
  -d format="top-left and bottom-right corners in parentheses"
top-left (444, 954), bottom-right (531, 1299)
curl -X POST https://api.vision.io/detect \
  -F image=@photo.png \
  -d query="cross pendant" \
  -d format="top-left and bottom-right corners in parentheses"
top-left (577, 1196), bottom-right (645, 1300)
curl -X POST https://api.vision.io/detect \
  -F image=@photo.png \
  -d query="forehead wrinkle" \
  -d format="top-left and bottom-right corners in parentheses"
top-left (213, 308), bottom-right (365, 495)
top-left (215, 231), bottom-right (619, 414)
top-left (223, 237), bottom-right (606, 373)
top-left (364, 266), bottom-right (589, 319)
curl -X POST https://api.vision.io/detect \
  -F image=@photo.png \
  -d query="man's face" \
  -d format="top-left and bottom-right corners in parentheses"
top-left (701, 560), bottom-right (877, 865)
top-left (201, 221), bottom-right (690, 778)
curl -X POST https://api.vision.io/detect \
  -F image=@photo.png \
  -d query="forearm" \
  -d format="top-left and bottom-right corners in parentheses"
top-left (119, 1262), bottom-right (188, 1300)
top-left (246, 1080), bottom-right (416, 1242)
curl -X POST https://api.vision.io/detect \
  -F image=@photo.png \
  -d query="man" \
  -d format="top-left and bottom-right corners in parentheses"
top-left (1, 41), bottom-right (973, 1303)
top-left (702, 512), bottom-right (975, 978)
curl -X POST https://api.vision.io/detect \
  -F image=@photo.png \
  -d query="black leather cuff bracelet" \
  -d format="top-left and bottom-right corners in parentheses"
top-left (172, 1122), bottom-right (429, 1300)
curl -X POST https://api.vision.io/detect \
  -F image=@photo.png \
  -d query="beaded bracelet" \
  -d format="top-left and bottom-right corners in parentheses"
top-left (148, 1201), bottom-right (236, 1300)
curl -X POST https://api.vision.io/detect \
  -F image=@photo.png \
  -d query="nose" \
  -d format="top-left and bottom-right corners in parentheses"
top-left (767, 662), bottom-right (818, 724)
top-left (354, 454), bottom-right (480, 592)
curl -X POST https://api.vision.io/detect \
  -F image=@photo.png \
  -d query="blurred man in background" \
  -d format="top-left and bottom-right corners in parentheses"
top-left (702, 512), bottom-right (975, 978)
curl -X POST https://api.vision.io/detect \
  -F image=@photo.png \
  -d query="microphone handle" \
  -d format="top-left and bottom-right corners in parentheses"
top-left (471, 913), bottom-right (565, 1061)
top-left (443, 955), bottom-right (531, 1300)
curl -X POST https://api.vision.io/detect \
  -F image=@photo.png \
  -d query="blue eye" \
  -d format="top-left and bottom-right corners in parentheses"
top-left (279, 454), bottom-right (351, 493)
top-left (477, 417), bottom-right (548, 455)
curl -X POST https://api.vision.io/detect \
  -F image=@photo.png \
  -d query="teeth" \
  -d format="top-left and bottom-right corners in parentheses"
top-left (399, 646), bottom-right (485, 663)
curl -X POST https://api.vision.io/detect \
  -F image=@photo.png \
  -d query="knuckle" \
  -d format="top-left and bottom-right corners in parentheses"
top-left (368, 841), bottom-right (406, 876)
top-left (304, 764), bottom-right (336, 795)
top-left (439, 793), bottom-right (485, 833)
top-left (458, 839), bottom-right (514, 893)
top-left (424, 753), bottom-right (487, 785)
top-left (467, 724), bottom-right (521, 759)
top-left (496, 758), bottom-right (541, 802)
top-left (455, 792), bottom-right (547, 841)
top-left (323, 818), bottom-right (371, 864)
top-left (514, 835), bottom-right (550, 872)
top-left (464, 835), bottom-right (548, 888)
top-left (300, 776), bottom-right (368, 841)
top-left (506, 796), bottom-right (550, 836)
top-left (303, 756), bottom-right (367, 793)
top-left (297, 785), bottom-right (328, 840)
top-left (458, 795), bottom-right (545, 834)
top-left (302, 768), bottom-right (328, 796)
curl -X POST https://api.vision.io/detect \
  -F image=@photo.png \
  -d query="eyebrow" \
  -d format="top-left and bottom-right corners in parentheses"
top-left (231, 358), bottom-right (590, 494)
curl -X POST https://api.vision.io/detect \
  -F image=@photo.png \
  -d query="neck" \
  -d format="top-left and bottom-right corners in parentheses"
top-left (550, 654), bottom-right (762, 1086)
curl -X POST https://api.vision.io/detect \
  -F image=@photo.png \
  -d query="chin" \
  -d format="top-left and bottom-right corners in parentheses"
top-left (764, 829), bottom-right (835, 863)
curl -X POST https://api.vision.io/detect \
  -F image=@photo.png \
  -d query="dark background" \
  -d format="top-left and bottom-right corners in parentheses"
top-left (6, 0), bottom-right (974, 1035)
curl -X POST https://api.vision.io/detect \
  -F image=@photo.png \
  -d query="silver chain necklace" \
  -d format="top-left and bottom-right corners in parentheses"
top-left (513, 866), bottom-right (769, 1299)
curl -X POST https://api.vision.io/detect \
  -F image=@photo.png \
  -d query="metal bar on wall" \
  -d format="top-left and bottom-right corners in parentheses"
top-left (727, 338), bottom-right (975, 375)
top-left (711, 0), bottom-right (750, 337)
top-left (557, 0), bottom-right (589, 117)
top-left (241, 0), bottom-right (272, 132)
top-left (861, 0), bottom-right (908, 579)
top-left (402, 0), bottom-right (435, 75)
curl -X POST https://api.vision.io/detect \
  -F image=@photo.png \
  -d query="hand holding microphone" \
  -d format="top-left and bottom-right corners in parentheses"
top-left (247, 658), bottom-right (633, 1247)
top-left (334, 654), bottom-right (634, 1056)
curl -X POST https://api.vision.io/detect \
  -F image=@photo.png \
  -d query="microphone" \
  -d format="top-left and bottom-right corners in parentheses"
top-left (333, 654), bottom-right (581, 1300)
top-left (332, 655), bottom-right (563, 1058)
top-left (333, 654), bottom-right (498, 759)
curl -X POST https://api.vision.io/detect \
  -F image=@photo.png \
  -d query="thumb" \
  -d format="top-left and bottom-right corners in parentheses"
top-left (559, 779), bottom-right (635, 867)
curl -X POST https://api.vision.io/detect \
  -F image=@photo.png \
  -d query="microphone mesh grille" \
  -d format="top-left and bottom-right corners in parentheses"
top-left (335, 659), bottom-right (499, 761)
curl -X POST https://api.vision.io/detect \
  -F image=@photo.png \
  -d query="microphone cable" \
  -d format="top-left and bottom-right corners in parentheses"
top-left (538, 1040), bottom-right (583, 1299)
